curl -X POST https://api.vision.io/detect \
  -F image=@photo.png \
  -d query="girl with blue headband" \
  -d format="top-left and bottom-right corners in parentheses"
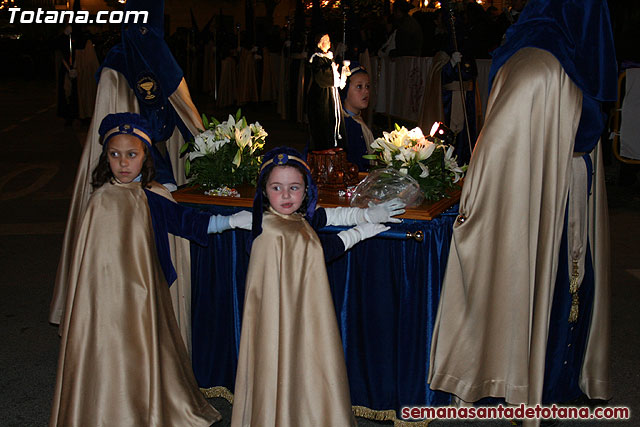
top-left (341, 63), bottom-right (374, 171)
top-left (50, 113), bottom-right (252, 426)
top-left (231, 147), bottom-right (405, 426)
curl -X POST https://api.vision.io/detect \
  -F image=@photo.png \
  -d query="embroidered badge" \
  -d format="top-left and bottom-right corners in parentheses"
top-left (275, 153), bottom-right (288, 165)
top-left (119, 124), bottom-right (133, 134)
top-left (136, 73), bottom-right (160, 105)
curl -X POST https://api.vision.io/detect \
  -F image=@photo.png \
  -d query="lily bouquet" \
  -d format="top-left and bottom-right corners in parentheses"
top-left (364, 125), bottom-right (466, 201)
top-left (180, 110), bottom-right (267, 190)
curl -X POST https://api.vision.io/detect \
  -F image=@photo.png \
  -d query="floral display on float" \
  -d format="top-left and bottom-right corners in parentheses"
top-left (363, 124), bottom-right (466, 202)
top-left (180, 110), bottom-right (267, 191)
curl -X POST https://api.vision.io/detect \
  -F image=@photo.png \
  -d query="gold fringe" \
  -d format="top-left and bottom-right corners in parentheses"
top-left (568, 259), bottom-right (580, 323)
top-left (200, 386), bottom-right (234, 403)
top-left (195, 397), bottom-right (432, 426)
top-left (352, 405), bottom-right (432, 426)
top-left (569, 259), bottom-right (580, 294)
top-left (568, 293), bottom-right (579, 323)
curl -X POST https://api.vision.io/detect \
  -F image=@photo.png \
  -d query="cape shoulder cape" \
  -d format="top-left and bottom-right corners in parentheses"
top-left (231, 210), bottom-right (356, 427)
top-left (50, 67), bottom-right (202, 352)
top-left (428, 48), bottom-right (610, 412)
top-left (49, 181), bottom-right (220, 426)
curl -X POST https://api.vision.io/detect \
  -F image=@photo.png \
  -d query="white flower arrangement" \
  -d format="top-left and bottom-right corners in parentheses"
top-left (365, 124), bottom-right (466, 201)
top-left (181, 109), bottom-right (267, 190)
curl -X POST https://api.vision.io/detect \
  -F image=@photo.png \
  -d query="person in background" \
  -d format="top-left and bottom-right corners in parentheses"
top-left (54, 24), bottom-right (78, 126)
top-left (307, 33), bottom-right (350, 151)
top-left (389, 0), bottom-right (423, 57)
top-left (341, 63), bottom-right (374, 171)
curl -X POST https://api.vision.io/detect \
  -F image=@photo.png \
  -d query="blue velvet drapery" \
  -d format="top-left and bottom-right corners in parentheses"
top-left (189, 204), bottom-right (456, 414)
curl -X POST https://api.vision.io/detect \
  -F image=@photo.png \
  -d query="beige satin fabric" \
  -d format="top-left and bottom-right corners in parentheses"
top-left (218, 57), bottom-right (238, 107)
top-left (202, 41), bottom-right (217, 96)
top-left (49, 181), bottom-right (220, 427)
top-left (231, 210), bottom-right (356, 427)
top-left (238, 48), bottom-right (259, 104)
top-left (428, 48), bottom-right (611, 419)
top-left (443, 80), bottom-right (473, 135)
top-left (581, 141), bottom-right (610, 399)
top-left (50, 68), bottom-right (197, 353)
top-left (169, 77), bottom-right (204, 188)
top-left (261, 48), bottom-right (278, 102)
top-left (74, 40), bottom-right (99, 119)
top-left (417, 51), bottom-right (449, 132)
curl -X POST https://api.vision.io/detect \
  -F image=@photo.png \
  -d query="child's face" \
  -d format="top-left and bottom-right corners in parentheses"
top-left (107, 134), bottom-right (146, 184)
top-left (265, 166), bottom-right (306, 216)
top-left (344, 72), bottom-right (370, 114)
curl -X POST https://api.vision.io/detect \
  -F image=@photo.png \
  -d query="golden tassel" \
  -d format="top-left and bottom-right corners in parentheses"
top-left (568, 292), bottom-right (579, 323)
top-left (568, 259), bottom-right (580, 323)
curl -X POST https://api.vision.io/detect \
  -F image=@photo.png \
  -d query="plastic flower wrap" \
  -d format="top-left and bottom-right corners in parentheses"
top-left (180, 109), bottom-right (267, 190)
top-left (350, 168), bottom-right (425, 208)
top-left (363, 124), bottom-right (466, 201)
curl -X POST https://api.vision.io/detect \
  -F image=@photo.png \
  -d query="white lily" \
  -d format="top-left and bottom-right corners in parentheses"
top-left (385, 127), bottom-right (409, 148)
top-left (382, 147), bottom-right (393, 164)
top-left (232, 148), bottom-right (242, 167)
top-left (235, 125), bottom-right (252, 149)
top-left (415, 140), bottom-right (436, 161)
top-left (188, 151), bottom-right (206, 161)
top-left (444, 146), bottom-right (465, 183)
top-left (250, 122), bottom-right (268, 140)
top-left (407, 127), bottom-right (426, 141)
top-left (395, 146), bottom-right (415, 166)
top-left (418, 162), bottom-right (430, 178)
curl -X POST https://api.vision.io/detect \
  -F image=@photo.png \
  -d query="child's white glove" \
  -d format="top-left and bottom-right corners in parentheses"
top-left (208, 211), bottom-right (252, 233)
top-left (364, 198), bottom-right (405, 223)
top-left (325, 199), bottom-right (405, 226)
top-left (338, 223), bottom-right (390, 251)
top-left (228, 210), bottom-right (252, 230)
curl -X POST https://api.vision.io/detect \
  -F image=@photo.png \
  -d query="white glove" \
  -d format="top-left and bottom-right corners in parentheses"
top-left (450, 51), bottom-right (462, 67)
top-left (325, 206), bottom-right (367, 226)
top-left (364, 198), bottom-right (405, 223)
top-left (338, 223), bottom-right (390, 251)
top-left (228, 210), bottom-right (252, 230)
top-left (162, 182), bottom-right (178, 192)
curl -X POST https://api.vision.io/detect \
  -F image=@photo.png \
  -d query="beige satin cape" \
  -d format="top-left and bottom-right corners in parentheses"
top-left (50, 67), bottom-right (202, 352)
top-left (49, 181), bottom-right (220, 427)
top-left (218, 56), bottom-right (238, 107)
top-left (74, 40), bottom-right (99, 119)
top-left (417, 51), bottom-right (449, 132)
top-left (428, 48), bottom-right (611, 413)
top-left (231, 210), bottom-right (356, 427)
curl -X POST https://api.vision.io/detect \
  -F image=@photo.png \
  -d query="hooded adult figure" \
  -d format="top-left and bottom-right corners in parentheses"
top-left (428, 1), bottom-right (616, 425)
top-left (49, 0), bottom-right (203, 353)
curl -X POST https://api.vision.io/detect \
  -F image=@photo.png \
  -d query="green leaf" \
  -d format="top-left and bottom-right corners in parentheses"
top-left (232, 148), bottom-right (242, 167)
top-left (235, 108), bottom-right (242, 121)
top-left (185, 159), bottom-right (191, 177)
top-left (179, 141), bottom-right (191, 155)
top-left (362, 154), bottom-right (378, 160)
top-left (202, 114), bottom-right (209, 129)
top-left (211, 116), bottom-right (220, 126)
